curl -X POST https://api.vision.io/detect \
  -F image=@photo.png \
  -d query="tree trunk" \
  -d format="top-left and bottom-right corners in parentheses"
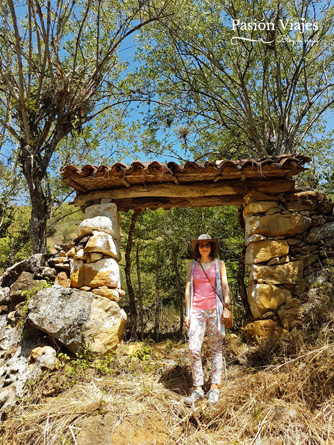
top-left (136, 244), bottom-right (144, 341)
top-left (125, 211), bottom-right (139, 340)
top-left (172, 246), bottom-right (183, 339)
top-left (154, 246), bottom-right (160, 342)
top-left (9, 235), bottom-right (16, 265)
top-left (29, 183), bottom-right (48, 253)
top-left (237, 206), bottom-right (251, 320)
top-left (22, 153), bottom-right (49, 254)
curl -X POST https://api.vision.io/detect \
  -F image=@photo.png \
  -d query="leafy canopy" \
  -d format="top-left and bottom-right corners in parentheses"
top-left (133, 0), bottom-right (334, 160)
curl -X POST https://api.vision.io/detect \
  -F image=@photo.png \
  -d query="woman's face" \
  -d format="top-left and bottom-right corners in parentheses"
top-left (198, 242), bottom-right (211, 257)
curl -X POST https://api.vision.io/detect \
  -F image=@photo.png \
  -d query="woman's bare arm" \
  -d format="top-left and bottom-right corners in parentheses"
top-left (219, 260), bottom-right (230, 306)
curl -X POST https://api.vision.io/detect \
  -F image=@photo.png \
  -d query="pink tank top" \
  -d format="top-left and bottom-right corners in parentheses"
top-left (192, 262), bottom-right (216, 310)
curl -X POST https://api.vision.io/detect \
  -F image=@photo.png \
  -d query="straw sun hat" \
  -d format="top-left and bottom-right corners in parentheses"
top-left (191, 234), bottom-right (219, 252)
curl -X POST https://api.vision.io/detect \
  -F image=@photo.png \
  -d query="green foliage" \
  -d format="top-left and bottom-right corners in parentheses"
top-left (0, 206), bottom-right (32, 273)
top-left (133, 0), bottom-right (334, 160)
top-left (93, 355), bottom-right (115, 376)
top-left (129, 344), bottom-right (152, 361)
top-left (20, 281), bottom-right (51, 302)
top-left (296, 132), bottom-right (334, 195)
top-left (58, 350), bottom-right (93, 380)
top-left (0, 201), bottom-right (85, 272)
top-left (57, 346), bottom-right (154, 382)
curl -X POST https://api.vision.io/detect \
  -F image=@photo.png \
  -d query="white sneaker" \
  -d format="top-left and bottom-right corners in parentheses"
top-left (207, 389), bottom-right (220, 405)
top-left (183, 389), bottom-right (204, 406)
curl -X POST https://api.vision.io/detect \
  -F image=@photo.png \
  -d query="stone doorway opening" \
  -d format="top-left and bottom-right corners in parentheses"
top-left (121, 204), bottom-right (245, 341)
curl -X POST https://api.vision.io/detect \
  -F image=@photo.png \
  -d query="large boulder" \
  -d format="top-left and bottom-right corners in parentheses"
top-left (0, 315), bottom-right (22, 357)
top-left (70, 258), bottom-right (121, 289)
top-left (86, 297), bottom-right (127, 354)
top-left (0, 288), bottom-right (10, 305)
top-left (27, 286), bottom-right (126, 355)
top-left (85, 202), bottom-right (118, 221)
top-left (0, 349), bottom-right (31, 411)
top-left (278, 298), bottom-right (302, 330)
top-left (0, 319), bottom-right (59, 412)
top-left (33, 266), bottom-right (57, 280)
top-left (0, 254), bottom-right (51, 288)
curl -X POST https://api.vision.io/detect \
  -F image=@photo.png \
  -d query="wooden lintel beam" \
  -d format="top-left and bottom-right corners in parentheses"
top-left (73, 178), bottom-right (296, 209)
top-left (73, 180), bottom-right (249, 206)
top-left (115, 195), bottom-right (245, 212)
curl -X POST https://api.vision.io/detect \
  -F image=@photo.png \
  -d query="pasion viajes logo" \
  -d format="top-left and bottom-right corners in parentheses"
top-left (231, 18), bottom-right (319, 44)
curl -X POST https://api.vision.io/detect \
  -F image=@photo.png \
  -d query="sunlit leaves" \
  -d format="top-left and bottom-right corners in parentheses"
top-left (133, 0), bottom-right (334, 160)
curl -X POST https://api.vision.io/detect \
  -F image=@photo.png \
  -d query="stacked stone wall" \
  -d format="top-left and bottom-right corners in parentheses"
top-left (58, 199), bottom-right (126, 303)
top-left (243, 190), bottom-right (334, 343)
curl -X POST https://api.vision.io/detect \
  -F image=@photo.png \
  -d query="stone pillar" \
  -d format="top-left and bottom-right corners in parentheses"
top-left (242, 191), bottom-right (311, 342)
top-left (243, 190), bottom-right (334, 343)
top-left (67, 199), bottom-right (125, 302)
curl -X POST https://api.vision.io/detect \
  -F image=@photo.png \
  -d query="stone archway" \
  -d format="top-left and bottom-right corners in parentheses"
top-left (60, 154), bottom-right (334, 342)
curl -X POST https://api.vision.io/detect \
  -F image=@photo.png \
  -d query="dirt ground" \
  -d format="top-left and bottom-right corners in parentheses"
top-left (77, 411), bottom-right (171, 445)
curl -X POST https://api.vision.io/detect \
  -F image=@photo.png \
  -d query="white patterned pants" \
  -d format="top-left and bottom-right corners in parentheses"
top-left (188, 308), bottom-right (223, 387)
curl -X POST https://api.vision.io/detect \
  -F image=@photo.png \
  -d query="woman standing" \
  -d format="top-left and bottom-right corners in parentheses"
top-left (184, 234), bottom-right (231, 406)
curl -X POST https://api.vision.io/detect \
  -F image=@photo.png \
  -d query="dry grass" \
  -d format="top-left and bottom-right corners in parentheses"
top-left (1, 384), bottom-right (103, 444)
top-left (3, 279), bottom-right (334, 444)
top-left (1, 337), bottom-right (334, 445)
